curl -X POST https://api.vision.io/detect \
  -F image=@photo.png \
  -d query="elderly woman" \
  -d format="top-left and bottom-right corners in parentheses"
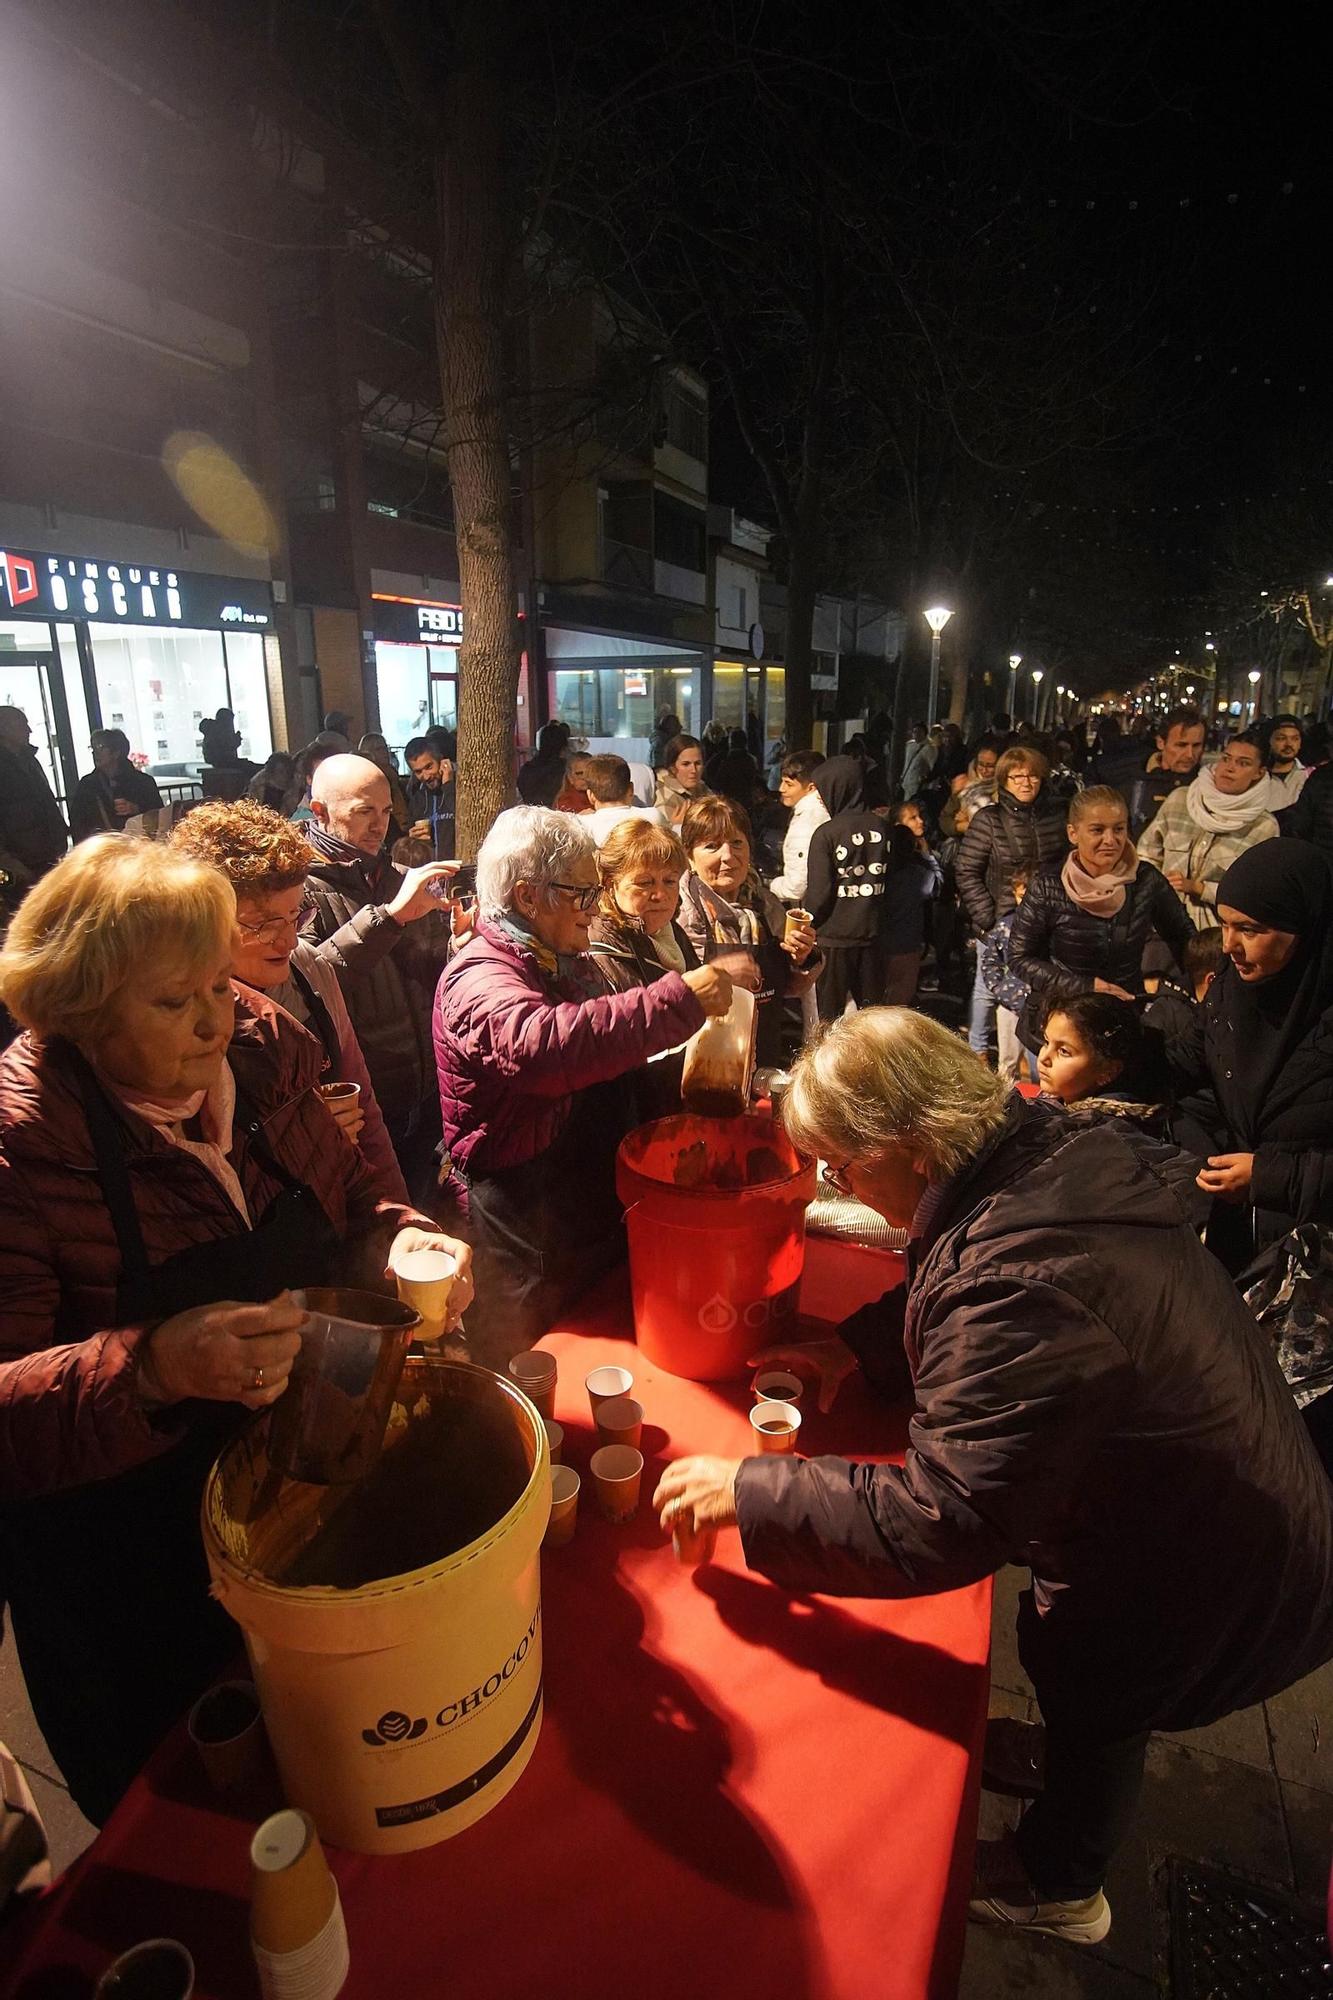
top-left (1007, 785), bottom-right (1193, 1042)
top-left (586, 816), bottom-right (699, 993)
top-left (957, 745), bottom-right (1068, 1059)
top-left (0, 839), bottom-right (467, 1823)
top-left (434, 806), bottom-right (731, 1362)
top-left (655, 1008), bottom-right (1333, 1948)
top-left (171, 799), bottom-right (407, 1201)
top-left (654, 733), bottom-right (710, 826)
top-left (677, 796), bottom-right (820, 1066)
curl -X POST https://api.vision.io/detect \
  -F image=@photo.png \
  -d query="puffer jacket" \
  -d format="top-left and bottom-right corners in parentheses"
top-left (434, 920), bottom-right (705, 1178)
top-left (1007, 858), bottom-right (1193, 1007)
top-left (956, 787), bottom-right (1068, 934)
top-left (302, 848), bottom-right (448, 1141)
top-left (736, 1102), bottom-right (1333, 1736)
top-left (584, 916), bottom-right (699, 994)
top-left (0, 990), bottom-right (420, 1500)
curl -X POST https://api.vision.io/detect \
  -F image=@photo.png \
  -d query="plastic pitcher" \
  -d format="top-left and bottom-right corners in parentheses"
top-left (615, 1113), bottom-right (817, 1380)
top-left (267, 1289), bottom-right (420, 1486)
top-left (203, 1358), bottom-right (550, 1854)
top-left (680, 985), bottom-right (757, 1118)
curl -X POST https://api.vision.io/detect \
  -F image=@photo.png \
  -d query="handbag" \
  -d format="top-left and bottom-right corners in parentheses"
top-left (1241, 1224), bottom-right (1333, 1410)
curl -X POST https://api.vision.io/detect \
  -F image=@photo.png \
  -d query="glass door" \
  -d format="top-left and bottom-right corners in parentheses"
top-left (0, 620), bottom-right (78, 809)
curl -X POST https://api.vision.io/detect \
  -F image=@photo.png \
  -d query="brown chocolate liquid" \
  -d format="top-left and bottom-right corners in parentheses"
top-left (681, 1085), bottom-right (748, 1120)
top-left (281, 1397), bottom-right (530, 1590)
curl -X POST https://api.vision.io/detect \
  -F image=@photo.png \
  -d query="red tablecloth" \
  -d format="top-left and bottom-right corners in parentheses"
top-left (2, 1241), bottom-right (991, 2000)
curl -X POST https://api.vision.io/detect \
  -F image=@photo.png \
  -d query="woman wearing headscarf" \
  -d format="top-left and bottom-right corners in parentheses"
top-left (1185, 839), bottom-right (1333, 1272)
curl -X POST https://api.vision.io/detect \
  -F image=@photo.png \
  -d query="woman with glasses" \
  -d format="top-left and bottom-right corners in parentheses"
top-left (434, 805), bottom-right (735, 1361)
top-left (171, 800), bottom-right (407, 1201)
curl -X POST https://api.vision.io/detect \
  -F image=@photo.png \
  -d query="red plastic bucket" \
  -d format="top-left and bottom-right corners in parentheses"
top-left (615, 1114), bottom-right (818, 1381)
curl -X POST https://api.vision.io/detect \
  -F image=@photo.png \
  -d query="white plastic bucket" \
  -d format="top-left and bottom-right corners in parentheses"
top-left (203, 1359), bottom-right (550, 1854)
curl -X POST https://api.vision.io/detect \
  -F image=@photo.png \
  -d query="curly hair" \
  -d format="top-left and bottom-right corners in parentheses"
top-left (170, 798), bottom-right (311, 895)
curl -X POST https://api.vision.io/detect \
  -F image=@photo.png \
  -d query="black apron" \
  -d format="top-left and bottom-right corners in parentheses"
top-left (1, 1057), bottom-right (339, 1825)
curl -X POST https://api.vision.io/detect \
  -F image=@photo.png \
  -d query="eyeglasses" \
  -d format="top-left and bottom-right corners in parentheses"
top-left (237, 913), bottom-right (301, 946)
top-left (822, 1160), bottom-right (855, 1196)
top-left (549, 881), bottom-right (599, 911)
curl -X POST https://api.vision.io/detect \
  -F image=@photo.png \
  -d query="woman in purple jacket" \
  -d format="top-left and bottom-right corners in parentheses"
top-left (434, 806), bottom-right (732, 1362)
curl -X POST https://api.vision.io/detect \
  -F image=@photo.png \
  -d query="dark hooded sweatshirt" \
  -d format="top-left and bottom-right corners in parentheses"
top-left (804, 757), bottom-right (894, 947)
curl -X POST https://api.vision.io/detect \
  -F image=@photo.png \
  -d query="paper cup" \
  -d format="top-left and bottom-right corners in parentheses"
top-left (509, 1350), bottom-right (557, 1419)
top-left (95, 1940), bottom-right (195, 1999)
top-left (672, 1521), bottom-right (719, 1566)
top-left (750, 1400), bottom-right (801, 1455)
top-left (317, 1080), bottom-right (360, 1107)
top-left (544, 1464), bottom-right (580, 1548)
top-left (590, 1444), bottom-right (643, 1523)
top-left (543, 1418), bottom-right (564, 1465)
top-left (752, 1368), bottom-right (804, 1407)
top-left (585, 1364), bottom-right (634, 1419)
top-left (187, 1679), bottom-right (268, 1798)
top-left (390, 1243), bottom-right (457, 1336)
top-left (783, 907), bottom-right (812, 943)
top-left (250, 1809), bottom-right (337, 1957)
top-left (253, 1894), bottom-right (349, 2000)
top-left (595, 1395), bottom-right (643, 1450)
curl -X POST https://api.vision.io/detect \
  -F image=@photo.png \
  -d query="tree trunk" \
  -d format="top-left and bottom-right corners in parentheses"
top-left (434, 0), bottom-right (518, 859)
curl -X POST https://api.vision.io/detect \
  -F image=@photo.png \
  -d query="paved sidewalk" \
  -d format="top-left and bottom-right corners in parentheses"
top-left (0, 1626), bottom-right (96, 1877)
top-left (960, 1565), bottom-right (1333, 1995)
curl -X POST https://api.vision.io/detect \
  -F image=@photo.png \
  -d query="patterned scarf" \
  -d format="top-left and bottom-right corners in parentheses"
top-left (489, 913), bottom-right (598, 994)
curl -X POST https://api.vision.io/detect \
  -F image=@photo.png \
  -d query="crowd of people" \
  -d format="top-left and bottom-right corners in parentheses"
top-left (1, 690), bottom-right (1332, 1957)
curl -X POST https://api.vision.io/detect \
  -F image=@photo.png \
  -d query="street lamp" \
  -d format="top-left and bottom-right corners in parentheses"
top-left (1008, 653), bottom-right (1021, 719)
top-left (1030, 668), bottom-right (1044, 728)
top-left (924, 606), bottom-right (953, 727)
top-left (1247, 668), bottom-right (1261, 724)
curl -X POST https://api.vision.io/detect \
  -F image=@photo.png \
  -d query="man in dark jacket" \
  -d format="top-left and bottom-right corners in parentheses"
top-left (0, 707), bottom-right (67, 908)
top-left (403, 735), bottom-right (456, 860)
top-left (302, 754), bottom-right (456, 1192)
top-left (1124, 705), bottom-right (1206, 837)
top-left (1284, 759), bottom-right (1333, 854)
top-left (69, 729), bottom-right (164, 841)
top-left (803, 755), bottom-right (899, 1019)
top-left (517, 721), bottom-right (571, 806)
top-left (655, 1010), bottom-right (1333, 1948)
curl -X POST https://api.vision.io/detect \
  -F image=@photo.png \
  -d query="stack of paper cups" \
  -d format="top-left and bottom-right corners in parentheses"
top-left (251, 1809), bottom-right (349, 2000)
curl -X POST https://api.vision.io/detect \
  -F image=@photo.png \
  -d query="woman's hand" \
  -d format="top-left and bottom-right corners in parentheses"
top-left (780, 919), bottom-right (818, 964)
top-left (683, 963), bottom-right (735, 1017)
top-left (749, 1334), bottom-right (858, 1413)
top-left (386, 1228), bottom-right (475, 1331)
top-left (654, 1456), bottom-right (742, 1534)
top-left (386, 862), bottom-right (459, 925)
top-left (138, 1293), bottom-right (305, 1409)
top-left (1093, 978), bottom-right (1135, 1002)
top-left (1167, 871), bottom-right (1203, 900)
top-left (711, 949), bottom-right (762, 993)
top-left (1196, 1153), bottom-right (1254, 1203)
top-left (324, 1091), bottom-right (365, 1143)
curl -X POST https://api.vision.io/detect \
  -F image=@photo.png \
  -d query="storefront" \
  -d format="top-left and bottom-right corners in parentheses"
top-left (712, 656), bottom-right (786, 761)
top-left (371, 593), bottom-right (463, 749)
top-left (0, 545), bottom-right (275, 808)
top-left (545, 625), bottom-right (707, 759)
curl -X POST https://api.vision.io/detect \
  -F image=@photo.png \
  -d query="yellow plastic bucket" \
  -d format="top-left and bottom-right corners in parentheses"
top-left (203, 1358), bottom-right (550, 1854)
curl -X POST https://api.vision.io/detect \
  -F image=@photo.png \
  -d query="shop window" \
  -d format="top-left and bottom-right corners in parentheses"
top-left (222, 633), bottom-right (274, 763)
top-left (549, 667), bottom-right (696, 742)
top-left (654, 493), bottom-right (706, 574)
top-left (376, 642), bottom-right (431, 752)
top-left (88, 625), bottom-right (230, 770)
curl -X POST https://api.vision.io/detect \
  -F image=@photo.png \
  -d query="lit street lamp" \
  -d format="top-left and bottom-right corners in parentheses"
top-left (1008, 653), bottom-right (1021, 718)
top-left (924, 606), bottom-right (953, 727)
top-left (1247, 668), bottom-right (1261, 724)
top-left (1030, 668), bottom-right (1044, 728)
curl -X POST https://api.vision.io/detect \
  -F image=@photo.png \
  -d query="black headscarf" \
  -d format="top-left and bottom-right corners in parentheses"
top-left (1210, 839), bottom-right (1333, 1128)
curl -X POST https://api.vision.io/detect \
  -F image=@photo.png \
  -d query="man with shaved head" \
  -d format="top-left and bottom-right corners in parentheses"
top-left (304, 754), bottom-right (456, 1189)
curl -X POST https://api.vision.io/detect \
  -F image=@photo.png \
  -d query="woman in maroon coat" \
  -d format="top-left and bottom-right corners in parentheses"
top-left (0, 837), bottom-right (468, 1823)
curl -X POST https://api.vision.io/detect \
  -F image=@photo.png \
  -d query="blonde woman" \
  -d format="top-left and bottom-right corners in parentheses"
top-left (655, 1006), bottom-right (1333, 1949)
top-left (0, 839), bottom-right (467, 1824)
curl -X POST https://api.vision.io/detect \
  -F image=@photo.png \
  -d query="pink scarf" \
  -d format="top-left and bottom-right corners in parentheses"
top-left (1061, 842), bottom-right (1139, 918)
top-left (113, 1061), bottom-right (250, 1222)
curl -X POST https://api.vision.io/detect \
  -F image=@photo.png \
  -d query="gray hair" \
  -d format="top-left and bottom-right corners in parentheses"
top-left (782, 1008), bottom-right (1009, 1181)
top-left (476, 805), bottom-right (596, 920)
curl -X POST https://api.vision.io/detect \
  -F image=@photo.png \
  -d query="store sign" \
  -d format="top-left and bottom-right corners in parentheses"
top-left (0, 547), bottom-right (273, 631)
top-left (373, 595), bottom-right (465, 646)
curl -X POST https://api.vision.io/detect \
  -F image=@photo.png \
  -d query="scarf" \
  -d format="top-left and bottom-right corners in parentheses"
top-left (1061, 841), bottom-right (1139, 918)
top-left (111, 1060), bottom-right (250, 1221)
top-left (683, 872), bottom-right (764, 951)
top-left (651, 923), bottom-right (686, 973)
top-left (489, 912), bottom-right (596, 994)
top-left (1185, 765), bottom-right (1280, 837)
top-left (304, 821), bottom-right (398, 901)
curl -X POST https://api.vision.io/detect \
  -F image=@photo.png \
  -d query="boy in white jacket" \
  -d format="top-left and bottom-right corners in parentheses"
top-left (769, 750), bottom-right (829, 904)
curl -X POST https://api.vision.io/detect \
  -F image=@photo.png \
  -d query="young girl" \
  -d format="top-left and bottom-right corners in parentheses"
top-left (1037, 992), bottom-right (1172, 1134)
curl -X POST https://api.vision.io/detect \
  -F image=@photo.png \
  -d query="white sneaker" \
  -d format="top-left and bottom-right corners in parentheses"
top-left (969, 1835), bottom-right (1112, 1946)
